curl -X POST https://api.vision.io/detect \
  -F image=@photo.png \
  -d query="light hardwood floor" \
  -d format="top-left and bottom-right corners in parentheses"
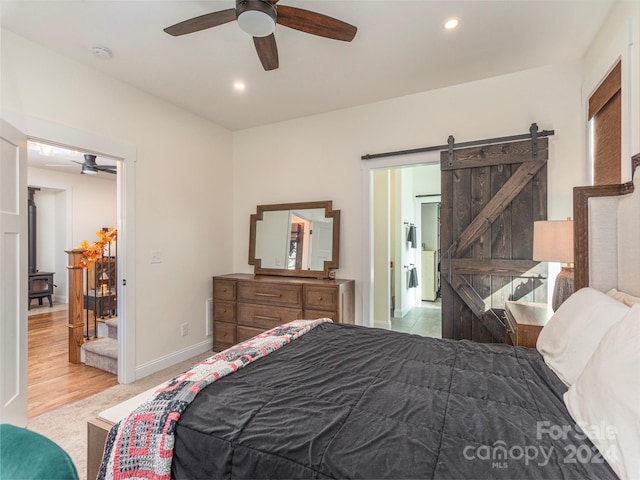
top-left (28, 309), bottom-right (118, 419)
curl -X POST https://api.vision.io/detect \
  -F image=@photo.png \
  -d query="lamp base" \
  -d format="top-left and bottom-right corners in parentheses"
top-left (552, 266), bottom-right (574, 311)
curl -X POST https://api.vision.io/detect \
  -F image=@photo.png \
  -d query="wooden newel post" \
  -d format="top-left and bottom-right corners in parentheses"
top-left (66, 248), bottom-right (86, 363)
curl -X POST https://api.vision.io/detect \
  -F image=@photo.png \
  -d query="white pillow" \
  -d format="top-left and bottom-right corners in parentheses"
top-left (536, 287), bottom-right (629, 386)
top-left (564, 304), bottom-right (640, 480)
top-left (606, 287), bottom-right (640, 307)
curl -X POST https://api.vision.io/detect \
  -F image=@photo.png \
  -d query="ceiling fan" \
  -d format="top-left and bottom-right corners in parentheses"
top-left (164, 0), bottom-right (357, 71)
top-left (45, 154), bottom-right (116, 175)
top-left (74, 154), bottom-right (117, 175)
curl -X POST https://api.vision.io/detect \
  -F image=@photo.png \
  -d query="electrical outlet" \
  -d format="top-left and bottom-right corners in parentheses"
top-left (151, 251), bottom-right (162, 264)
top-left (206, 298), bottom-right (213, 336)
top-left (180, 322), bottom-right (188, 337)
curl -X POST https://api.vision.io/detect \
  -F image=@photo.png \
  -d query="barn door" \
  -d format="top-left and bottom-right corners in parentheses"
top-left (440, 138), bottom-right (548, 342)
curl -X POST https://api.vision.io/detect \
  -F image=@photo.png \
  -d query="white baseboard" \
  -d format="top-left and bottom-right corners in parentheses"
top-left (393, 304), bottom-right (412, 319)
top-left (134, 340), bottom-right (212, 380)
top-left (53, 294), bottom-right (68, 304)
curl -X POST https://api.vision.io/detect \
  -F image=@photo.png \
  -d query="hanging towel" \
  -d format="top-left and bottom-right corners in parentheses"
top-left (407, 225), bottom-right (417, 248)
top-left (408, 267), bottom-right (419, 288)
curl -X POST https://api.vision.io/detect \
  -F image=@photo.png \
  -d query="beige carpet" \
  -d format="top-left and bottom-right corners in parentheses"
top-left (27, 352), bottom-right (212, 480)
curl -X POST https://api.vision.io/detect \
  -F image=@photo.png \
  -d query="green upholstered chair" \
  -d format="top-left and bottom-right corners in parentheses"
top-left (0, 424), bottom-right (79, 480)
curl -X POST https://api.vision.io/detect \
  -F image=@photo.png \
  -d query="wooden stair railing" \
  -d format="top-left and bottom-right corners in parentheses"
top-left (66, 248), bottom-right (86, 363)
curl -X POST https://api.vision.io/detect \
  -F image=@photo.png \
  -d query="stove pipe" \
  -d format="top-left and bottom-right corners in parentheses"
top-left (28, 187), bottom-right (40, 274)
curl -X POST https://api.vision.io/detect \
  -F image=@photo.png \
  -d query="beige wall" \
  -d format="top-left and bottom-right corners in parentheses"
top-left (582, 1), bottom-right (640, 182)
top-left (372, 169), bottom-right (390, 323)
top-left (3, 2), bottom-right (638, 376)
top-left (233, 61), bottom-right (586, 323)
top-left (2, 30), bottom-right (234, 376)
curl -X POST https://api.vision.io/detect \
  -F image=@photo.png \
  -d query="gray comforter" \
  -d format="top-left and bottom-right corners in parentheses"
top-left (173, 322), bottom-right (617, 479)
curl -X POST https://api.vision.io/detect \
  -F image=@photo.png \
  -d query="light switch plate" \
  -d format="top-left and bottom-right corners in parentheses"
top-left (151, 251), bottom-right (162, 263)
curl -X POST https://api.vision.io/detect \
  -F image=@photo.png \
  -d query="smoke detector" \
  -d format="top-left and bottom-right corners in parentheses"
top-left (91, 45), bottom-right (112, 59)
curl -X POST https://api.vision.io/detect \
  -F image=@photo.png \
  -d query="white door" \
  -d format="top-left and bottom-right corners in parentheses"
top-left (309, 221), bottom-right (333, 271)
top-left (0, 120), bottom-right (28, 426)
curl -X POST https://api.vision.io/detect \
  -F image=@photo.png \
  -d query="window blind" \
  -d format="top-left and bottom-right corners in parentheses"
top-left (589, 61), bottom-right (621, 185)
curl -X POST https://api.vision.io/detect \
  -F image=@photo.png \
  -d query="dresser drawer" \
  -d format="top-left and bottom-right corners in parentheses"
top-left (214, 301), bottom-right (236, 323)
top-left (238, 282), bottom-right (302, 307)
top-left (303, 309), bottom-right (337, 322)
top-left (238, 303), bottom-right (302, 330)
top-left (237, 325), bottom-right (265, 343)
top-left (303, 285), bottom-right (338, 312)
top-left (213, 278), bottom-right (236, 301)
top-left (213, 321), bottom-right (236, 351)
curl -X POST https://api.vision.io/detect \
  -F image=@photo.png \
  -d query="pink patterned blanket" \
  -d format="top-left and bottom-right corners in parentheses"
top-left (98, 318), bottom-right (331, 480)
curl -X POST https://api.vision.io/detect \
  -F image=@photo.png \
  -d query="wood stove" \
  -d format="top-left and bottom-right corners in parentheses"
top-left (28, 187), bottom-right (55, 309)
top-left (28, 272), bottom-right (55, 310)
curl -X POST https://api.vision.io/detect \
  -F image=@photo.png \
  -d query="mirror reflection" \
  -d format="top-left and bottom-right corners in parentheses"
top-left (256, 208), bottom-right (333, 271)
top-left (249, 200), bottom-right (340, 278)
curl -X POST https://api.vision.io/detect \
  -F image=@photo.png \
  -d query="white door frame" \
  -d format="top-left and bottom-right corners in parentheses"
top-left (3, 110), bottom-right (137, 384)
top-left (361, 151), bottom-right (440, 328)
top-left (414, 195), bottom-right (441, 303)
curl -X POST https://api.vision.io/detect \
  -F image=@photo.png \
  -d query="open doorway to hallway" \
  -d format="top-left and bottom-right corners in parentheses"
top-left (27, 140), bottom-right (120, 418)
top-left (371, 163), bottom-right (442, 338)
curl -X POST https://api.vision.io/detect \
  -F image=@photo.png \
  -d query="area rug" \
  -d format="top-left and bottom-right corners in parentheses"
top-left (26, 352), bottom-right (212, 480)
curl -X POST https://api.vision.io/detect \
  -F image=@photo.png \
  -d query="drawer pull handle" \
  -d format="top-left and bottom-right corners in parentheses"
top-left (255, 293), bottom-right (281, 298)
top-left (318, 296), bottom-right (323, 301)
top-left (255, 315), bottom-right (279, 321)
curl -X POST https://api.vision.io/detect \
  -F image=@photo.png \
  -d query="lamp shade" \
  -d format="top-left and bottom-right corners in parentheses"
top-left (533, 220), bottom-right (574, 264)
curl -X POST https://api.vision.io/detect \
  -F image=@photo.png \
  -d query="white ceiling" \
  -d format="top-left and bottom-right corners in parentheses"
top-left (27, 141), bottom-right (118, 179)
top-left (1, 1), bottom-right (615, 132)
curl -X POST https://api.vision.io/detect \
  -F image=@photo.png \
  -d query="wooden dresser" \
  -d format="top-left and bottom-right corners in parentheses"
top-left (212, 274), bottom-right (355, 351)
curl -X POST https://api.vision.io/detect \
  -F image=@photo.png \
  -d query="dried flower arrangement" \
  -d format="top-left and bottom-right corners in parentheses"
top-left (78, 227), bottom-right (117, 268)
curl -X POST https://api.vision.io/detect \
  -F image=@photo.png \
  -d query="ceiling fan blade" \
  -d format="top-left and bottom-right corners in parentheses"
top-left (276, 6), bottom-right (357, 42)
top-left (95, 165), bottom-right (117, 174)
top-left (164, 9), bottom-right (236, 36)
top-left (253, 34), bottom-right (279, 71)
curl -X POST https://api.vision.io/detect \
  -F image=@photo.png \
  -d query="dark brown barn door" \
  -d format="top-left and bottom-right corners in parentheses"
top-left (440, 138), bottom-right (548, 342)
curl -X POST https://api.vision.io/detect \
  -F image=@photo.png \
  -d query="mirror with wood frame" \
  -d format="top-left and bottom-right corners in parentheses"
top-left (249, 200), bottom-right (340, 279)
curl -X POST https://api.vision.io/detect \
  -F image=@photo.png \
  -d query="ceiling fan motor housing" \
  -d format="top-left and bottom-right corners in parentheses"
top-left (236, 0), bottom-right (277, 37)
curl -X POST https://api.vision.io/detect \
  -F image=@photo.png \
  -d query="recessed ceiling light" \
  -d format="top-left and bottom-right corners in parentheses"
top-left (234, 82), bottom-right (246, 91)
top-left (444, 18), bottom-right (459, 30)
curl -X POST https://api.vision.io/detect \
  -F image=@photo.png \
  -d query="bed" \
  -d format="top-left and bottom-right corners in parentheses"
top-left (97, 159), bottom-right (639, 480)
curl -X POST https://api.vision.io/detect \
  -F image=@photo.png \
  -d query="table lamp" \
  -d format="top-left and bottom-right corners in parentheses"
top-left (533, 219), bottom-right (574, 311)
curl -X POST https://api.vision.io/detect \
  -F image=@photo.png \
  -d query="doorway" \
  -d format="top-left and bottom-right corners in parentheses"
top-left (6, 112), bottom-right (137, 389)
top-left (26, 140), bottom-right (121, 417)
top-left (370, 161), bottom-right (442, 338)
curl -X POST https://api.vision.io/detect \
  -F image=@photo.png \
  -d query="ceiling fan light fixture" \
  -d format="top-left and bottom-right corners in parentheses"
top-left (81, 164), bottom-right (98, 175)
top-left (237, 1), bottom-right (276, 37)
